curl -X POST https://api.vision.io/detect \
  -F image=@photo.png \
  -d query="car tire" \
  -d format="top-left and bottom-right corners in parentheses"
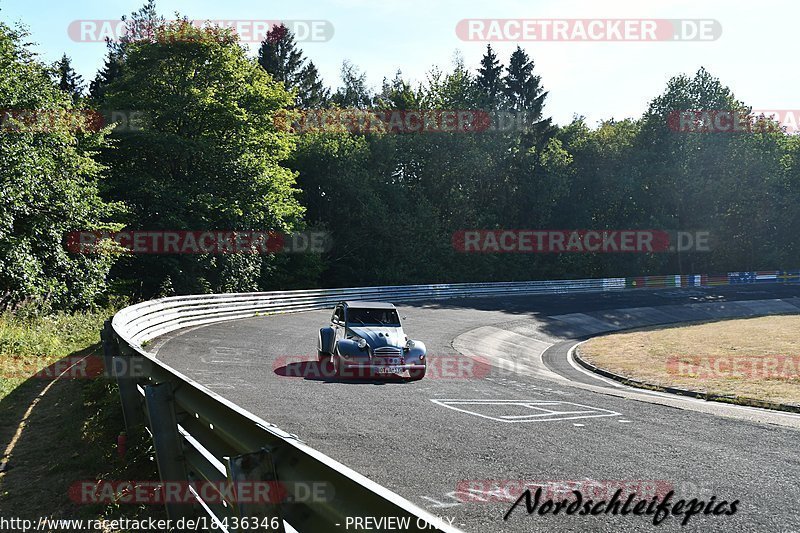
top-left (318, 350), bottom-right (330, 363)
top-left (408, 367), bottom-right (426, 381)
top-left (332, 354), bottom-right (346, 379)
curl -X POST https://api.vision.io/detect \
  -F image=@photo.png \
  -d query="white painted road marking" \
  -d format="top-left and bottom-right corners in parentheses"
top-left (430, 399), bottom-right (620, 423)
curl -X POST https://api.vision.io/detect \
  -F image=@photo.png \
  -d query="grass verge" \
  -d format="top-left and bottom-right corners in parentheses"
top-left (579, 315), bottom-right (800, 407)
top-left (0, 310), bottom-right (165, 529)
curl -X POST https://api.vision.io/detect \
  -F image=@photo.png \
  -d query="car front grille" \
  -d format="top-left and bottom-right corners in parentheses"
top-left (373, 346), bottom-right (402, 357)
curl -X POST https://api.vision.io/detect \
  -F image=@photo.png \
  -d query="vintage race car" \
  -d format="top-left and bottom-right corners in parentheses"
top-left (317, 301), bottom-right (427, 380)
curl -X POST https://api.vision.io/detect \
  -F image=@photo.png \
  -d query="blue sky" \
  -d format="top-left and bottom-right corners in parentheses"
top-left (0, 0), bottom-right (795, 125)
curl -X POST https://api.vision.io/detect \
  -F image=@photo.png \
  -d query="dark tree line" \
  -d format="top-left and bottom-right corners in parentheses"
top-left (1, 2), bottom-right (798, 311)
top-left (259, 25), bottom-right (799, 287)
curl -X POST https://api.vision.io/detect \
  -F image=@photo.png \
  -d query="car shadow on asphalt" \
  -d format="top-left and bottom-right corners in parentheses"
top-left (273, 360), bottom-right (409, 384)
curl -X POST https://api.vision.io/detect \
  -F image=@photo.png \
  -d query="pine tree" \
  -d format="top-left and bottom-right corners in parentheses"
top-left (296, 61), bottom-right (329, 108)
top-left (503, 46), bottom-right (547, 118)
top-left (257, 24), bottom-right (304, 88)
top-left (88, 1), bottom-right (164, 102)
top-left (89, 49), bottom-right (123, 101)
top-left (258, 24), bottom-right (331, 108)
top-left (54, 54), bottom-right (84, 103)
top-left (475, 44), bottom-right (503, 109)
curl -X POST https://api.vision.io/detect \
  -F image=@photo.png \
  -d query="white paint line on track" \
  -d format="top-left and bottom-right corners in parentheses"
top-left (430, 399), bottom-right (621, 423)
top-left (450, 302), bottom-right (800, 428)
top-left (567, 343), bottom-right (626, 388)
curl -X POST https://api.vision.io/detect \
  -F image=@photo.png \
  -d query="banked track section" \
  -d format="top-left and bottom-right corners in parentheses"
top-left (457, 297), bottom-right (800, 427)
top-left (153, 283), bottom-right (800, 533)
top-left (117, 273), bottom-right (759, 532)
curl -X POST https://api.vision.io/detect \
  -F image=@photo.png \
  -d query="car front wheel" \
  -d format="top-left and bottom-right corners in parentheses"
top-left (407, 367), bottom-right (426, 381)
top-left (332, 354), bottom-right (346, 378)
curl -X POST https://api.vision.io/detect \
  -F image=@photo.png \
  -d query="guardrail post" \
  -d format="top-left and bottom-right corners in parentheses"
top-left (101, 319), bottom-right (116, 378)
top-left (103, 320), bottom-right (143, 430)
top-left (226, 449), bottom-right (286, 532)
top-left (143, 382), bottom-right (193, 521)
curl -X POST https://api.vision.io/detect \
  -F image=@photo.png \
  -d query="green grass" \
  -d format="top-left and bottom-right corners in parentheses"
top-left (0, 307), bottom-right (165, 528)
top-left (0, 309), bottom-right (110, 399)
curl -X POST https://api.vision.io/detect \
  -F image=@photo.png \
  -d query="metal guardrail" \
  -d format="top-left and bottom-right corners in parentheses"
top-left (104, 321), bottom-right (464, 532)
top-left (114, 278), bottom-right (625, 345)
top-left (106, 270), bottom-right (799, 531)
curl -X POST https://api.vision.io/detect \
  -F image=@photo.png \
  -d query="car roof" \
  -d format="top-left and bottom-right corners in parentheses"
top-left (341, 300), bottom-right (396, 309)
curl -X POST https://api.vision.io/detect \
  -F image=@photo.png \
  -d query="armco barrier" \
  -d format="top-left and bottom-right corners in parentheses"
top-left (107, 270), bottom-right (799, 531)
top-left (104, 320), bottom-right (463, 532)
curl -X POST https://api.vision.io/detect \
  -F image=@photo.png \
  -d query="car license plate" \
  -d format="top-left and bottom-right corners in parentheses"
top-left (376, 366), bottom-right (403, 374)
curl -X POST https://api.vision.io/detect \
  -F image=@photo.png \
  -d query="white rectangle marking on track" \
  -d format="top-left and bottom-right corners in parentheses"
top-left (430, 399), bottom-right (621, 423)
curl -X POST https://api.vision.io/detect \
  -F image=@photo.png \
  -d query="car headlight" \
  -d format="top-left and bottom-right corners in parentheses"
top-left (405, 339), bottom-right (415, 350)
top-left (357, 338), bottom-right (367, 349)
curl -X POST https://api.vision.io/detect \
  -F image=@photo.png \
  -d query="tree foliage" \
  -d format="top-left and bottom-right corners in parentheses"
top-left (257, 24), bottom-right (329, 108)
top-left (52, 54), bottom-right (84, 103)
top-left (97, 20), bottom-right (306, 296)
top-left (475, 44), bottom-right (504, 109)
top-left (0, 22), bottom-right (120, 310)
top-left (293, 61), bottom-right (800, 285)
top-left (3, 1), bottom-right (799, 310)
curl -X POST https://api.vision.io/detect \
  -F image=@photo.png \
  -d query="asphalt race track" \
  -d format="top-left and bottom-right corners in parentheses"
top-left (153, 285), bottom-right (800, 533)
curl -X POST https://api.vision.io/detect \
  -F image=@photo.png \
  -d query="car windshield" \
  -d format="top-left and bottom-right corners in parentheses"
top-left (347, 308), bottom-right (401, 326)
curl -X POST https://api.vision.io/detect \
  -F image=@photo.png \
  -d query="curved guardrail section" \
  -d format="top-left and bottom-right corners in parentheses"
top-left (105, 269), bottom-right (800, 531)
top-left (114, 278), bottom-right (623, 345)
